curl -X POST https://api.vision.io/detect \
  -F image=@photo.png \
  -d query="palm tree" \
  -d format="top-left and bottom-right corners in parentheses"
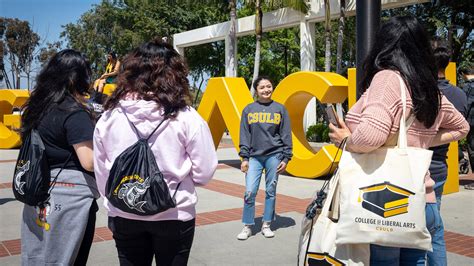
top-left (324, 0), bottom-right (331, 72)
top-left (228, 0), bottom-right (238, 77)
top-left (336, 0), bottom-right (346, 74)
top-left (245, 0), bottom-right (308, 95)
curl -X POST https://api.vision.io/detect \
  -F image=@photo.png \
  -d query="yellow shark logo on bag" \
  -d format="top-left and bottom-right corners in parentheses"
top-left (306, 252), bottom-right (345, 266)
top-left (358, 182), bottom-right (415, 218)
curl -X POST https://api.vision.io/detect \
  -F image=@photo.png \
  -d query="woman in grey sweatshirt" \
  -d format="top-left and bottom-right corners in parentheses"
top-left (237, 76), bottom-right (293, 240)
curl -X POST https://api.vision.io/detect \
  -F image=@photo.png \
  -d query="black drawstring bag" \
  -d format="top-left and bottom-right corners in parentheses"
top-left (105, 110), bottom-right (180, 216)
top-left (13, 129), bottom-right (71, 208)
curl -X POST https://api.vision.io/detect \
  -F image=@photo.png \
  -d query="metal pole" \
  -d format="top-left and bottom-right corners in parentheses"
top-left (356, 0), bottom-right (381, 99)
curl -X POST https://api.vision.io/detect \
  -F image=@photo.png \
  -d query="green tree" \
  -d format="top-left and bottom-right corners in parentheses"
top-left (244, 0), bottom-right (308, 95)
top-left (383, 1), bottom-right (473, 81)
top-left (228, 0), bottom-right (238, 77)
top-left (62, 0), bottom-right (228, 81)
top-left (0, 18), bottom-right (10, 88)
top-left (0, 17), bottom-right (40, 89)
top-left (323, 0), bottom-right (331, 72)
top-left (37, 41), bottom-right (62, 66)
top-left (336, 0), bottom-right (346, 74)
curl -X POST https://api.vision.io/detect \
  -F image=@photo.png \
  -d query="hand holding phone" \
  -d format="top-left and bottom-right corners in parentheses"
top-left (325, 104), bottom-right (340, 128)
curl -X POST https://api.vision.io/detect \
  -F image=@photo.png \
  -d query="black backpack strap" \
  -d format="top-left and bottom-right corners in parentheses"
top-left (172, 182), bottom-right (181, 199)
top-left (146, 117), bottom-right (168, 141)
top-left (120, 107), bottom-right (168, 141)
top-left (121, 107), bottom-right (143, 139)
top-left (43, 152), bottom-right (74, 206)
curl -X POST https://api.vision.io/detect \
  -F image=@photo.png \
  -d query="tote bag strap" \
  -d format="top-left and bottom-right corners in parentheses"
top-left (396, 74), bottom-right (415, 149)
top-left (321, 170), bottom-right (341, 218)
top-left (327, 179), bottom-right (341, 221)
top-left (384, 114), bottom-right (416, 147)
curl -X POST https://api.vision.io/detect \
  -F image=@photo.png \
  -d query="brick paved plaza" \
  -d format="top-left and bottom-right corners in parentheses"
top-left (1, 138), bottom-right (473, 265)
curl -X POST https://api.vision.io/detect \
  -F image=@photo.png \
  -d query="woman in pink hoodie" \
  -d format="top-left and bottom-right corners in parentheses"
top-left (93, 40), bottom-right (217, 265)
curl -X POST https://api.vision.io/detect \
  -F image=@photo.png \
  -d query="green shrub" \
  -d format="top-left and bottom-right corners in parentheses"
top-left (306, 123), bottom-right (330, 142)
top-left (459, 137), bottom-right (467, 151)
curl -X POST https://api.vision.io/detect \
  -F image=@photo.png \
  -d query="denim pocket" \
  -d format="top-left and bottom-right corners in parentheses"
top-left (426, 203), bottom-right (441, 234)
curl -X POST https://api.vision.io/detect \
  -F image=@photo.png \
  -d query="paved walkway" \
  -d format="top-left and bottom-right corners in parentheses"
top-left (0, 142), bottom-right (473, 265)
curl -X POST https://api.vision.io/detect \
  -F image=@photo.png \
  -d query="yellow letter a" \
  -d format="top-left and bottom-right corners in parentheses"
top-left (197, 78), bottom-right (253, 149)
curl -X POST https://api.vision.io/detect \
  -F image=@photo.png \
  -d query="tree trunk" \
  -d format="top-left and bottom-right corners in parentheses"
top-left (228, 0), bottom-right (237, 77)
top-left (193, 72), bottom-right (205, 108)
top-left (336, 0), bottom-right (345, 74)
top-left (9, 54), bottom-right (16, 88)
top-left (324, 0), bottom-right (331, 72)
top-left (15, 71), bottom-right (20, 89)
top-left (251, 0), bottom-right (262, 96)
top-left (1, 66), bottom-right (13, 89)
top-left (447, 14), bottom-right (454, 53)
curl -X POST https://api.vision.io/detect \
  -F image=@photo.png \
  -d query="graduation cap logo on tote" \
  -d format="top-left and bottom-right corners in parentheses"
top-left (358, 182), bottom-right (415, 218)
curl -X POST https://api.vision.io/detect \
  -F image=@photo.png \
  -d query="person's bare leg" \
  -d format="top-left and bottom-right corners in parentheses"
top-left (97, 79), bottom-right (106, 93)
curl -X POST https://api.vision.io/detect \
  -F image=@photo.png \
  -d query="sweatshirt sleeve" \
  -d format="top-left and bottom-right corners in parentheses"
top-left (185, 121), bottom-right (218, 186)
top-left (437, 97), bottom-right (470, 142)
top-left (93, 124), bottom-right (108, 198)
top-left (239, 107), bottom-right (251, 161)
top-left (280, 106), bottom-right (293, 163)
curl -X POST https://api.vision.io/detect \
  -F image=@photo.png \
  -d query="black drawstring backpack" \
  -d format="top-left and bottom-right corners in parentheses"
top-left (105, 110), bottom-right (180, 216)
top-left (13, 129), bottom-right (72, 208)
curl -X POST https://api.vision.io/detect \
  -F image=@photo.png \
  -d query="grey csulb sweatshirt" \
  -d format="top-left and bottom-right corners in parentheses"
top-left (239, 100), bottom-right (293, 163)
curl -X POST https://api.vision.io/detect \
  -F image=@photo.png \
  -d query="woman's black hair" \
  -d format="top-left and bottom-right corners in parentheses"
top-left (433, 46), bottom-right (450, 72)
top-left (253, 76), bottom-right (273, 90)
top-left (21, 49), bottom-right (92, 136)
top-left (104, 39), bottom-right (191, 116)
top-left (108, 51), bottom-right (117, 60)
top-left (359, 15), bottom-right (440, 128)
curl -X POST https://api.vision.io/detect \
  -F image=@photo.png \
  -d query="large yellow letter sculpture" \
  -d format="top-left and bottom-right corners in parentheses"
top-left (0, 67), bottom-right (462, 192)
top-left (272, 72), bottom-right (348, 177)
top-left (197, 78), bottom-right (253, 149)
top-left (197, 72), bottom-right (348, 178)
top-left (0, 90), bottom-right (29, 149)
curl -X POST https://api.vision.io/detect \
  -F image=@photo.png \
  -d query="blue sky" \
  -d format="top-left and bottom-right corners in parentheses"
top-left (1, 0), bottom-right (100, 88)
top-left (1, 0), bottom-right (209, 90)
top-left (1, 0), bottom-right (99, 44)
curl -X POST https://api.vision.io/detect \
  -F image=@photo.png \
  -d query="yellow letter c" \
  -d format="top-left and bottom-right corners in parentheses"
top-left (0, 90), bottom-right (29, 149)
top-left (272, 72), bottom-right (348, 178)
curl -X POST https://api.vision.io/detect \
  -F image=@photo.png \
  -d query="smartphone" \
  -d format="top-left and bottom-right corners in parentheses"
top-left (325, 104), bottom-right (340, 127)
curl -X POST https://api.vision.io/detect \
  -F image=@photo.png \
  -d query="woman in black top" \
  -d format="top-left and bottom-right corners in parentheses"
top-left (20, 49), bottom-right (99, 265)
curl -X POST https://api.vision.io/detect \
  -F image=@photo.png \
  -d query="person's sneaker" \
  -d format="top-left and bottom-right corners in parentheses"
top-left (237, 226), bottom-right (252, 240)
top-left (465, 182), bottom-right (474, 190)
top-left (261, 224), bottom-right (275, 238)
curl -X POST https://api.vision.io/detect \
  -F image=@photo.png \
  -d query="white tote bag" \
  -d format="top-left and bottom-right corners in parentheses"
top-left (298, 152), bottom-right (370, 266)
top-left (335, 74), bottom-right (432, 251)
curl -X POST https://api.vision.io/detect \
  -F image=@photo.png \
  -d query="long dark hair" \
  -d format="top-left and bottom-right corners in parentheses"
top-left (359, 16), bottom-right (440, 128)
top-left (104, 39), bottom-right (191, 116)
top-left (21, 49), bottom-right (91, 136)
top-left (108, 51), bottom-right (117, 61)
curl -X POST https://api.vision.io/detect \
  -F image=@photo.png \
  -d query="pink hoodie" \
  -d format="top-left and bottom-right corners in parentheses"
top-left (93, 100), bottom-right (217, 221)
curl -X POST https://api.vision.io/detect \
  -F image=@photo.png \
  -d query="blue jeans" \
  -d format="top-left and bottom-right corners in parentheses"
top-left (242, 154), bottom-right (281, 225)
top-left (370, 203), bottom-right (440, 266)
top-left (426, 184), bottom-right (447, 266)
